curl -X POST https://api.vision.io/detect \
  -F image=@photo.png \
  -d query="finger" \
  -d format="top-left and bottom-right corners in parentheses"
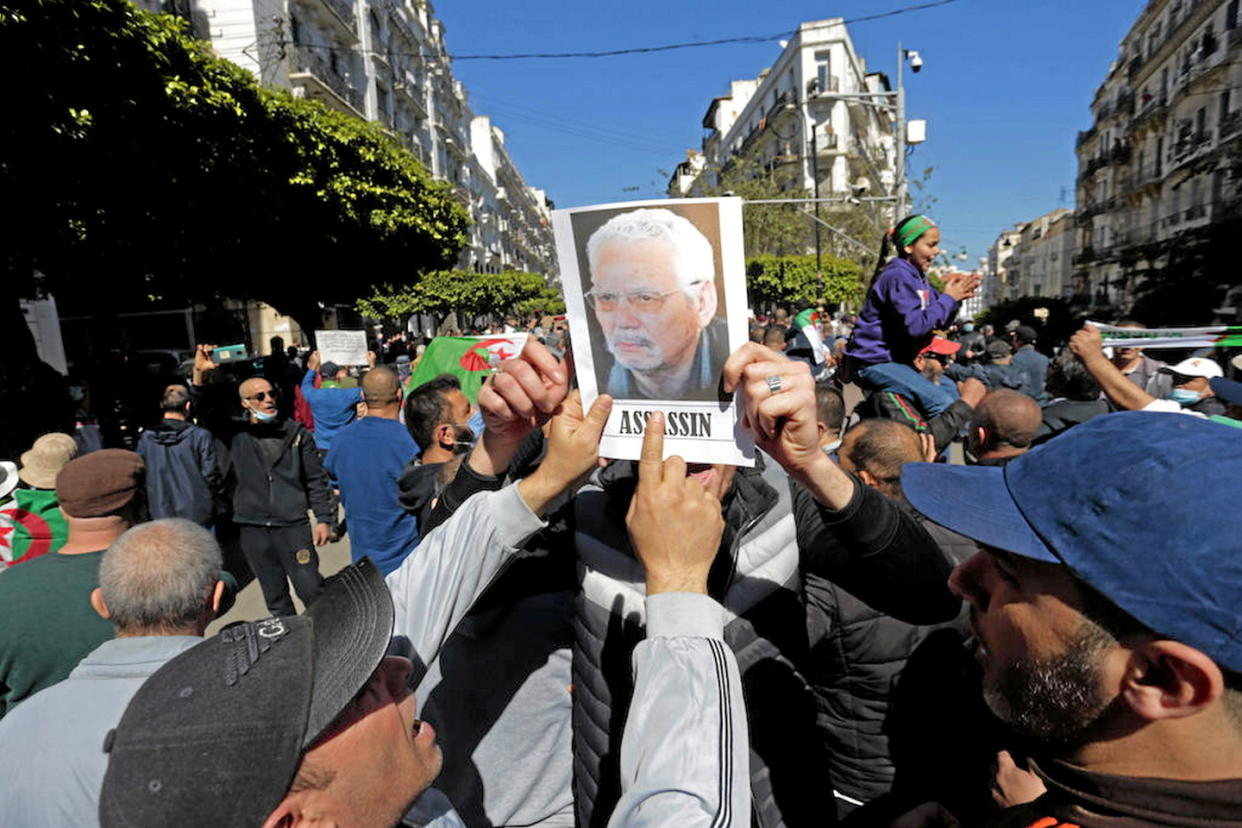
top-left (492, 372), bottom-right (537, 421)
top-left (637, 411), bottom-right (665, 486)
top-left (504, 358), bottom-right (562, 414)
top-left (579, 395), bottom-right (613, 445)
top-left (520, 339), bottom-right (565, 386)
top-left (722, 342), bottom-right (789, 393)
top-left (662, 454), bottom-right (687, 488)
top-left (995, 750), bottom-right (1016, 772)
top-left (477, 377), bottom-right (517, 423)
top-left (754, 387), bottom-right (814, 442)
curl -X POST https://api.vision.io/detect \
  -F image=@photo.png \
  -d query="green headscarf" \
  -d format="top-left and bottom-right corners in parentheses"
top-left (895, 215), bottom-right (936, 249)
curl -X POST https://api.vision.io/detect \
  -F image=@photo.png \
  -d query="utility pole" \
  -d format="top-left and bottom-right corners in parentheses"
top-left (895, 40), bottom-right (908, 220)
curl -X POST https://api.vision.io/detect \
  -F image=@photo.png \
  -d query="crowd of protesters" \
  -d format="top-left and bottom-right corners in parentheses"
top-left (3, 215), bottom-right (1242, 827)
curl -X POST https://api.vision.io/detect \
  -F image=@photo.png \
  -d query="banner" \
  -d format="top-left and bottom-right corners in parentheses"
top-left (406, 335), bottom-right (527, 404)
top-left (553, 197), bottom-right (754, 465)
top-left (1090, 322), bottom-right (1242, 350)
top-left (315, 329), bottom-right (369, 366)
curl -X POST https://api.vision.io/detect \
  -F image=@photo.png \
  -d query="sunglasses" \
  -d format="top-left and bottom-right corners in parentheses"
top-left (246, 390), bottom-right (278, 402)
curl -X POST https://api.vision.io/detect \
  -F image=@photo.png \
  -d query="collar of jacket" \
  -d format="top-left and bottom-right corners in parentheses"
top-left (594, 455), bottom-right (779, 597)
top-left (245, 419), bottom-right (300, 466)
top-left (1033, 757), bottom-right (1242, 827)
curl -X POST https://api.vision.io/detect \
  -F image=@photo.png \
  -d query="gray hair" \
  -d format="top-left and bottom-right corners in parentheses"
top-left (586, 208), bottom-right (714, 291)
top-left (100, 518), bottom-right (222, 633)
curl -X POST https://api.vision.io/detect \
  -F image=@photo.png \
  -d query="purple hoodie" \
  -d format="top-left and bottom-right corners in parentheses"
top-left (846, 257), bottom-right (959, 366)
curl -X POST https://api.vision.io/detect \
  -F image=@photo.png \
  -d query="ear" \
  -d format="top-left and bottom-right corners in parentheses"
top-left (694, 279), bottom-right (718, 325)
top-left (1119, 640), bottom-right (1223, 723)
top-left (211, 580), bottom-right (226, 614)
top-left (858, 469), bottom-right (882, 491)
top-left (91, 588), bottom-right (111, 621)
top-left (816, 421), bottom-right (828, 441)
top-left (259, 798), bottom-right (302, 828)
top-left (436, 422), bottom-right (454, 447)
top-left (972, 425), bottom-right (988, 450)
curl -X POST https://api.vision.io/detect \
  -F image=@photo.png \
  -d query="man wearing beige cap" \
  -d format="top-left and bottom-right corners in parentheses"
top-left (0, 433), bottom-right (78, 567)
top-left (0, 449), bottom-right (145, 718)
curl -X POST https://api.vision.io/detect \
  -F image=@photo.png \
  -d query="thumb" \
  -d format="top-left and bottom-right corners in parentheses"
top-left (579, 395), bottom-right (614, 441)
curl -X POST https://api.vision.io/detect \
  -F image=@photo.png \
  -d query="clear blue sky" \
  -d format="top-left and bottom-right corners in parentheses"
top-left (434, 0), bottom-right (1143, 267)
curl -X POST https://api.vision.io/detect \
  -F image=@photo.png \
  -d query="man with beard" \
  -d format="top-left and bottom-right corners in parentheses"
top-left (585, 208), bottom-right (729, 401)
top-left (898, 412), bottom-right (1242, 826)
top-left (397, 375), bottom-right (475, 540)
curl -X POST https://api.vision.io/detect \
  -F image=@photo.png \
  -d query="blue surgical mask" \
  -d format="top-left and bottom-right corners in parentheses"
top-left (248, 404), bottom-right (277, 422)
top-left (1168, 388), bottom-right (1203, 406)
top-left (963, 323), bottom-right (975, 332)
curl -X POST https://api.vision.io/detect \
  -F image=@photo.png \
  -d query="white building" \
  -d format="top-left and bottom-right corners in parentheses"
top-left (1005, 209), bottom-right (1075, 300)
top-left (1074, 0), bottom-right (1242, 312)
top-left (672, 19), bottom-right (897, 210)
top-left (984, 226), bottom-right (1024, 308)
top-left (146, 0), bottom-right (556, 277)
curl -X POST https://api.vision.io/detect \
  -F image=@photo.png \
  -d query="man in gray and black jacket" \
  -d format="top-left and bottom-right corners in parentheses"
top-left (411, 341), bottom-right (962, 828)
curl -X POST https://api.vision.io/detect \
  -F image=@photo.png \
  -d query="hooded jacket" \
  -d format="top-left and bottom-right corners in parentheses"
top-left (228, 419), bottom-right (334, 528)
top-left (847, 258), bottom-right (959, 367)
top-left (136, 418), bottom-right (222, 526)
top-left (573, 457), bottom-right (961, 828)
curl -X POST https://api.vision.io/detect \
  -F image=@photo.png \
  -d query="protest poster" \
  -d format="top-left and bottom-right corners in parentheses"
top-left (315, 330), bottom-right (369, 366)
top-left (553, 197), bottom-right (755, 465)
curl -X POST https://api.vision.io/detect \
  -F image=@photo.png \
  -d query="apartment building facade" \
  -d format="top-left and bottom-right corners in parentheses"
top-left (670, 19), bottom-right (897, 213)
top-left (149, 0), bottom-right (556, 277)
top-left (1074, 0), bottom-right (1242, 312)
top-left (1005, 209), bottom-right (1075, 301)
top-left (985, 226), bottom-right (1024, 308)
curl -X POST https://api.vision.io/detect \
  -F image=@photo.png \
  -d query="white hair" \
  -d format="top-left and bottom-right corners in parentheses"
top-left (100, 518), bottom-right (221, 633)
top-left (586, 208), bottom-right (715, 291)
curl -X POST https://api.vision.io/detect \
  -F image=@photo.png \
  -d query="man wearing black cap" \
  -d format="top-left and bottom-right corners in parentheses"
top-left (897, 412), bottom-right (1242, 825)
top-left (100, 412), bottom-right (751, 827)
top-left (1009, 325), bottom-right (1049, 403)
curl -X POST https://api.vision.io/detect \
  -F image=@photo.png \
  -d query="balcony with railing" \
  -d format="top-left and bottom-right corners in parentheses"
top-left (1166, 129), bottom-right (1213, 170)
top-left (289, 43), bottom-right (363, 115)
top-left (315, 0), bottom-right (357, 34)
top-left (1220, 110), bottom-right (1242, 141)
top-left (1073, 246), bottom-right (1097, 265)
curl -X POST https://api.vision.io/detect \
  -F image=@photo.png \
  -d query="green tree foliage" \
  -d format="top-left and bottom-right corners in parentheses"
top-left (699, 159), bottom-right (814, 257)
top-left (745, 255), bottom-right (863, 311)
top-left (3, 0), bottom-right (470, 331)
top-left (357, 271), bottom-right (550, 329)
top-left (514, 286), bottom-right (567, 318)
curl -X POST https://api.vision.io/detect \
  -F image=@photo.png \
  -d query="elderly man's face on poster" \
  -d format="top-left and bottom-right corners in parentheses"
top-left (589, 236), bottom-right (717, 375)
top-left (554, 198), bottom-right (752, 465)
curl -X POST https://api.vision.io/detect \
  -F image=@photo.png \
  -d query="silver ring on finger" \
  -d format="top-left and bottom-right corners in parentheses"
top-left (766, 374), bottom-right (783, 395)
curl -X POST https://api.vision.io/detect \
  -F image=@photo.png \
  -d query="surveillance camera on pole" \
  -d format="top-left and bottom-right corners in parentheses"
top-left (907, 50), bottom-right (923, 73)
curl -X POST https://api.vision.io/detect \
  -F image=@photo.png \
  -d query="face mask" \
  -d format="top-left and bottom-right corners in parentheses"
top-left (962, 324), bottom-right (975, 332)
top-left (247, 403), bottom-right (277, 422)
top-left (1168, 388), bottom-right (1203, 406)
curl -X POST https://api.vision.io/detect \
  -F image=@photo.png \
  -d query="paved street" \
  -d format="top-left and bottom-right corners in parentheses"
top-left (206, 536), bottom-right (353, 635)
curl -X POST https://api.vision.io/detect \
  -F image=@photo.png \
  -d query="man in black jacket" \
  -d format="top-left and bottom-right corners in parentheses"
top-left (231, 375), bottom-right (334, 616)
top-left (136, 384), bottom-right (223, 528)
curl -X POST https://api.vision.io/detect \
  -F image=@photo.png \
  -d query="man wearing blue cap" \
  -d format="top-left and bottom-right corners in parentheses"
top-left (898, 412), bottom-right (1242, 825)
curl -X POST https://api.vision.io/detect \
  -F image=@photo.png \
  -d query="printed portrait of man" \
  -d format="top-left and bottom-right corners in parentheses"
top-left (581, 207), bottom-right (730, 401)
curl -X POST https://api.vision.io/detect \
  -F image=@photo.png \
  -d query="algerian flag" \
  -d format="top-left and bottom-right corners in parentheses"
top-left (794, 308), bottom-right (827, 364)
top-left (0, 489), bottom-right (70, 566)
top-left (1090, 322), bottom-right (1242, 349)
top-left (406, 335), bottom-right (528, 404)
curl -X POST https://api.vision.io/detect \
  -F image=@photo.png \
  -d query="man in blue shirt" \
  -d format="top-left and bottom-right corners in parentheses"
top-left (1010, 325), bottom-right (1050, 404)
top-left (301, 352), bottom-right (365, 454)
top-left (325, 367), bottom-right (421, 575)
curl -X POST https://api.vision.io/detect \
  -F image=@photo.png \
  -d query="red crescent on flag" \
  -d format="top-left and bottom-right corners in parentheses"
top-left (459, 339), bottom-right (518, 372)
top-left (6, 509), bottom-right (53, 564)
